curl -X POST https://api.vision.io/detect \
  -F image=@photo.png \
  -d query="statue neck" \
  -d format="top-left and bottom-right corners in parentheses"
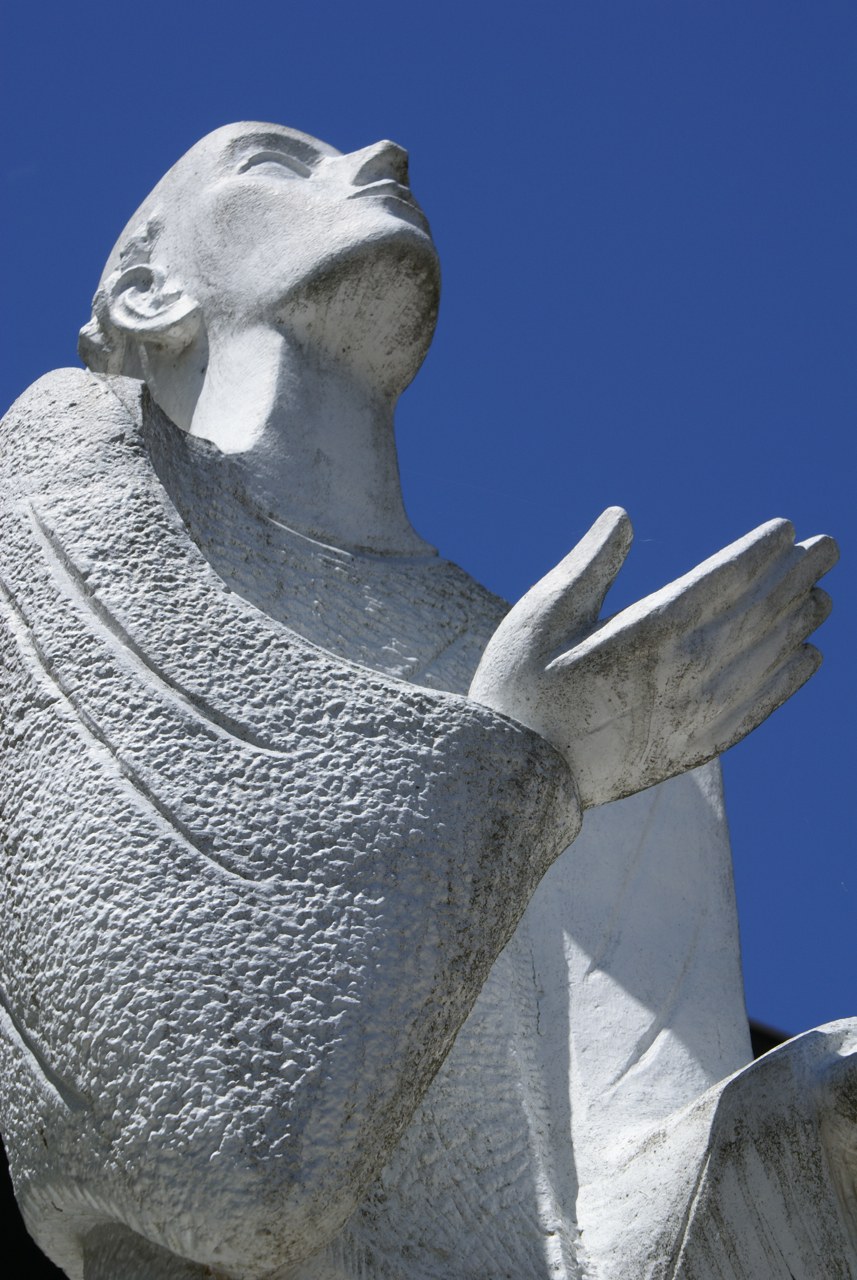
top-left (143, 323), bottom-right (432, 557)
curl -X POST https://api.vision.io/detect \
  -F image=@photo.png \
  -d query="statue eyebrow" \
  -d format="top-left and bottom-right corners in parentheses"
top-left (226, 133), bottom-right (328, 170)
top-left (236, 149), bottom-right (313, 178)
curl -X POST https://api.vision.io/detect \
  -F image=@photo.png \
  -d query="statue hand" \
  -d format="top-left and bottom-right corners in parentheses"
top-left (469, 507), bottom-right (837, 808)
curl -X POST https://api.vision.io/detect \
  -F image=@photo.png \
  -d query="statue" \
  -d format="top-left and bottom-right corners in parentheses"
top-left (0, 123), bottom-right (850, 1280)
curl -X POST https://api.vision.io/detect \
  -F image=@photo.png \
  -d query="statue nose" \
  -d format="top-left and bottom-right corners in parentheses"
top-left (348, 140), bottom-right (410, 187)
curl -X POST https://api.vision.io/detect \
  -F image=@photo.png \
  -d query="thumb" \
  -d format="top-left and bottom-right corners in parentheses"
top-left (517, 507), bottom-right (634, 656)
top-left (469, 507), bottom-right (633, 709)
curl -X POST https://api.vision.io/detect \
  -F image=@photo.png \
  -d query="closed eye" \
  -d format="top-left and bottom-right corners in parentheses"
top-left (236, 149), bottom-right (313, 179)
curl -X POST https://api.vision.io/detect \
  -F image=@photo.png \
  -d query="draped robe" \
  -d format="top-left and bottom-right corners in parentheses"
top-left (0, 369), bottom-right (578, 1277)
top-left (3, 370), bottom-right (855, 1280)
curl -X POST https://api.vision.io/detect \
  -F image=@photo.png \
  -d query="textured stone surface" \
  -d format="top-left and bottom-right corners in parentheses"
top-left (140, 355), bottom-right (761, 1280)
top-left (0, 369), bottom-right (578, 1277)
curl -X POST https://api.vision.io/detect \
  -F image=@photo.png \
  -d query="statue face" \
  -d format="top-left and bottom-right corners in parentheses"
top-left (87, 123), bottom-right (441, 398)
top-left (155, 123), bottom-right (438, 330)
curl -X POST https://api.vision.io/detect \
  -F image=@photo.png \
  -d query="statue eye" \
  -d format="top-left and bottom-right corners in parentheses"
top-left (237, 150), bottom-right (312, 180)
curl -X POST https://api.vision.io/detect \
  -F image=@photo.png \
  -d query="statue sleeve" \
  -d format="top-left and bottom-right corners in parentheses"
top-left (0, 368), bottom-right (580, 1271)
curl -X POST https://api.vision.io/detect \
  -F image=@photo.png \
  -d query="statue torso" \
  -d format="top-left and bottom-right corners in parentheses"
top-left (142, 382), bottom-right (751, 1279)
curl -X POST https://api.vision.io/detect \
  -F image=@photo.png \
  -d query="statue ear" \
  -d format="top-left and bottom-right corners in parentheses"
top-left (104, 264), bottom-right (201, 350)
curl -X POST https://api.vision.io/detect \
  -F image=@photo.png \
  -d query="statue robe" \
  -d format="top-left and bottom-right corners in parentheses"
top-left (0, 369), bottom-right (579, 1278)
top-left (132, 374), bottom-right (755, 1277)
top-left (4, 370), bottom-right (855, 1280)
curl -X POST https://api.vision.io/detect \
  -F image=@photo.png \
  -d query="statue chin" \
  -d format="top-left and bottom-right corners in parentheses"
top-left (277, 226), bottom-right (441, 395)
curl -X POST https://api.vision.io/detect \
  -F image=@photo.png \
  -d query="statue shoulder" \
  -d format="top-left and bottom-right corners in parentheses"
top-left (0, 370), bottom-right (146, 485)
top-left (1, 368), bottom-right (145, 438)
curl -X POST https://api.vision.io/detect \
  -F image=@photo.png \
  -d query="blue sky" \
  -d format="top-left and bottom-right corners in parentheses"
top-left (2, 1), bottom-right (854, 1034)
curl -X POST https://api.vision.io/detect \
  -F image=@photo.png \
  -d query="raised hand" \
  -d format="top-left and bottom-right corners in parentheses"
top-left (469, 507), bottom-right (837, 809)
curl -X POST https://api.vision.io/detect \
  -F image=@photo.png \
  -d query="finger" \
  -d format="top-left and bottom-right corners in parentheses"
top-left (515, 506), bottom-right (634, 655)
top-left (690, 539), bottom-right (835, 664)
top-left (738, 533), bottom-right (839, 626)
top-left (631, 518), bottom-right (800, 633)
top-left (748, 533), bottom-right (839, 615)
top-left (699, 588), bottom-right (831, 714)
top-left (684, 534), bottom-right (837, 662)
top-left (795, 532), bottom-right (839, 578)
top-left (546, 519), bottom-right (833, 685)
top-left (705, 643), bottom-right (823, 757)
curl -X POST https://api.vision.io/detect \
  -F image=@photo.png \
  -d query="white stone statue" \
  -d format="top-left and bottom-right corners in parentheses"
top-left (0, 123), bottom-right (850, 1280)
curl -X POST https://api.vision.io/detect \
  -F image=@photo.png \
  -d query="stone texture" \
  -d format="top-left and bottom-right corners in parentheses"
top-left (0, 369), bottom-right (578, 1277)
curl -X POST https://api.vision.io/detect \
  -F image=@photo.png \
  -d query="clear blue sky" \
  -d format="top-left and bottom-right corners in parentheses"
top-left (2, 1), bottom-right (854, 1034)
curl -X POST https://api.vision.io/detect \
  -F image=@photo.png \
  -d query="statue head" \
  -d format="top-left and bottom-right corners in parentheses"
top-left (79, 122), bottom-right (440, 413)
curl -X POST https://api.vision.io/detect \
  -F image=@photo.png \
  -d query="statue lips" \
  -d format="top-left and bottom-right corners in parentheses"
top-left (347, 178), bottom-right (430, 230)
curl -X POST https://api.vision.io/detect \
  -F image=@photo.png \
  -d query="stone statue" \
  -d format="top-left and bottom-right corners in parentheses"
top-left (0, 123), bottom-right (850, 1280)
